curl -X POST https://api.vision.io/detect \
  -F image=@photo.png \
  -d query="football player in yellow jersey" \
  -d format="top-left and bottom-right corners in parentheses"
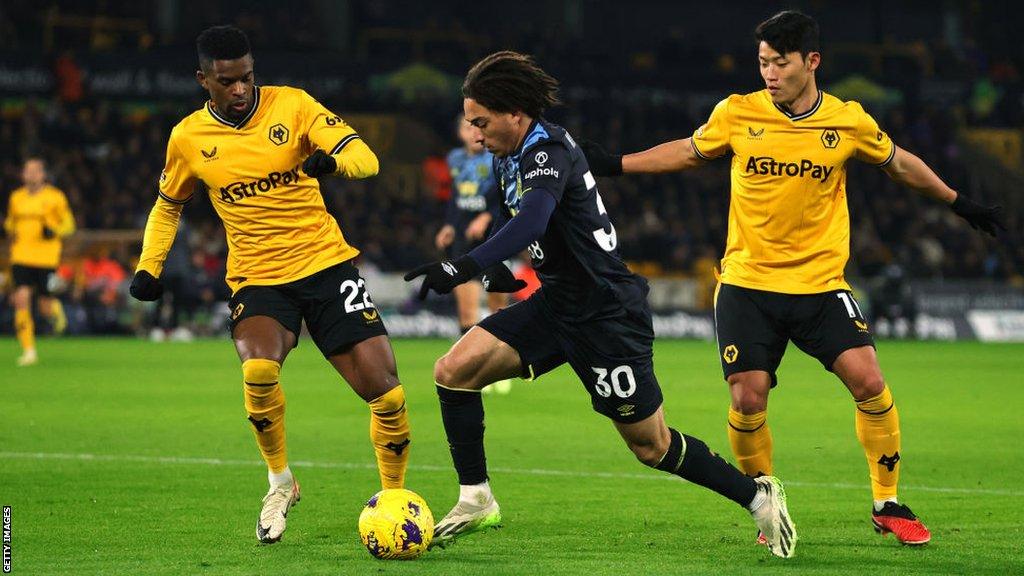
top-left (4, 157), bottom-right (74, 367)
top-left (127, 26), bottom-right (411, 545)
top-left (583, 10), bottom-right (1005, 547)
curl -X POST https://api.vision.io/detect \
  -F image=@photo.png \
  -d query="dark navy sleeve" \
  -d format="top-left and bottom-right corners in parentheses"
top-left (519, 142), bottom-right (571, 202)
top-left (467, 188), bottom-right (556, 269)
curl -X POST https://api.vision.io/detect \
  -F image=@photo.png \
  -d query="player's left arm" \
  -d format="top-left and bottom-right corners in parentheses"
top-left (300, 91), bottom-right (378, 179)
top-left (404, 144), bottom-right (568, 298)
top-left (857, 106), bottom-right (1006, 236)
top-left (49, 191), bottom-right (76, 238)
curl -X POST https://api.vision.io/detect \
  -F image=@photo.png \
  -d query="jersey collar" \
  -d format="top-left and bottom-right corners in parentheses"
top-left (206, 85), bottom-right (261, 129)
top-left (772, 89), bottom-right (822, 122)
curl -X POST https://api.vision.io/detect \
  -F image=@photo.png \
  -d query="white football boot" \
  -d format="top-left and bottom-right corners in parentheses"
top-left (750, 476), bottom-right (797, 558)
top-left (430, 492), bottom-right (502, 548)
top-left (256, 480), bottom-right (301, 544)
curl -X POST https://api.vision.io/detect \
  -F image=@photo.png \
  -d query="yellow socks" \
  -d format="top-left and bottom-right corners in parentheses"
top-left (50, 299), bottom-right (67, 334)
top-left (855, 385), bottom-right (900, 501)
top-left (368, 385), bottom-right (410, 489)
top-left (242, 359), bottom-right (288, 473)
top-left (14, 308), bottom-right (35, 354)
top-left (727, 407), bottom-right (773, 477)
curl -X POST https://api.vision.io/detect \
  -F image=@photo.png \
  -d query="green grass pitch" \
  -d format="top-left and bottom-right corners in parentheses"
top-left (2, 337), bottom-right (1022, 575)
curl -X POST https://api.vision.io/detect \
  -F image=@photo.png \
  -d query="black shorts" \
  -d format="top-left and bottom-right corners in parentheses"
top-left (478, 290), bottom-right (662, 423)
top-left (11, 265), bottom-right (55, 296)
top-left (713, 283), bottom-right (875, 384)
top-left (228, 260), bottom-right (388, 357)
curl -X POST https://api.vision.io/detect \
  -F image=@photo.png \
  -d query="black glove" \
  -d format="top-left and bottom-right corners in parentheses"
top-left (403, 255), bottom-right (481, 300)
top-left (579, 139), bottom-right (623, 177)
top-left (302, 149), bottom-right (337, 177)
top-left (950, 194), bottom-right (1005, 237)
top-left (129, 270), bottom-right (164, 301)
top-left (481, 262), bottom-right (527, 293)
top-left (42, 226), bottom-right (56, 239)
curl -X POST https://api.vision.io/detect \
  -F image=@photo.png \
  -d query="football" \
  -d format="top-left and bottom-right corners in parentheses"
top-left (358, 489), bottom-right (434, 559)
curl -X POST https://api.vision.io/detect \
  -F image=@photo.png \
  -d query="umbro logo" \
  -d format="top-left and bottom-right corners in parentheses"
top-left (201, 146), bottom-right (218, 160)
top-left (441, 261), bottom-right (457, 276)
top-left (748, 126), bottom-right (764, 138)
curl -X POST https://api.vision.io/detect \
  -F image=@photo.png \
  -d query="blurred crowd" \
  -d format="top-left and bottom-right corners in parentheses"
top-left (0, 1), bottom-right (1021, 335)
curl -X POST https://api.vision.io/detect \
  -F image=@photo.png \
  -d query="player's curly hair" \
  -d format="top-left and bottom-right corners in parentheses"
top-left (462, 51), bottom-right (560, 118)
top-left (197, 25), bottom-right (251, 69)
top-left (755, 10), bottom-right (819, 58)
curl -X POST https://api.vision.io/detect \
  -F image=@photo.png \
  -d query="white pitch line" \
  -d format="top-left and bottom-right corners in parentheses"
top-left (1, 451), bottom-right (1020, 497)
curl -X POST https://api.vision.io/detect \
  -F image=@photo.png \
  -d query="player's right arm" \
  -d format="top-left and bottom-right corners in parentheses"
top-left (582, 97), bottom-right (732, 176)
top-left (621, 137), bottom-right (703, 174)
top-left (131, 132), bottom-right (194, 301)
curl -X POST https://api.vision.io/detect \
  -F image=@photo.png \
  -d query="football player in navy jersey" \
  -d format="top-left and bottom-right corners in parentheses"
top-left (405, 51), bottom-right (797, 558)
top-left (435, 114), bottom-right (514, 393)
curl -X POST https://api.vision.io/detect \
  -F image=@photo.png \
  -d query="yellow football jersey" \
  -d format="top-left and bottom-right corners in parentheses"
top-left (4, 184), bottom-right (75, 269)
top-left (154, 85), bottom-right (370, 293)
top-left (692, 89), bottom-right (894, 294)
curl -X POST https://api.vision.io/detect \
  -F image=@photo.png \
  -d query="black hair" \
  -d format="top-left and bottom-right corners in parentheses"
top-left (462, 51), bottom-right (560, 118)
top-left (196, 25), bottom-right (252, 69)
top-left (755, 10), bottom-right (820, 58)
top-left (23, 154), bottom-right (46, 166)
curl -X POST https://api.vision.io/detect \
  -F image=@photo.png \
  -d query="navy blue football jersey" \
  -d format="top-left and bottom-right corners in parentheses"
top-left (493, 119), bottom-right (648, 320)
top-left (445, 147), bottom-right (498, 231)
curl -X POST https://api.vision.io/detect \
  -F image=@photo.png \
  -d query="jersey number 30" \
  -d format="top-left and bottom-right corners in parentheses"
top-left (591, 365), bottom-right (637, 398)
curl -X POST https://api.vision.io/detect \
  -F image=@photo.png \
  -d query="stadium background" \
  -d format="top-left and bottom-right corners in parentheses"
top-left (2, 2), bottom-right (1023, 575)
top-left (1, 0), bottom-right (1021, 341)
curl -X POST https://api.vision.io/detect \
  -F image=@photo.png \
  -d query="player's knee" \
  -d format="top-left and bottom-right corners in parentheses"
top-left (12, 287), bottom-right (30, 309)
top-left (728, 375), bottom-right (769, 413)
top-left (850, 372), bottom-right (886, 401)
top-left (434, 353), bottom-right (473, 390)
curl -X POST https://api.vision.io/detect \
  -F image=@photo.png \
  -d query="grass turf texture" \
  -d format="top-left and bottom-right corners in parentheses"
top-left (2, 338), bottom-right (1022, 575)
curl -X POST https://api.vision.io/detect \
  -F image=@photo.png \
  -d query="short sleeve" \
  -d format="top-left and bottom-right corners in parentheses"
top-left (158, 132), bottom-right (197, 204)
top-left (852, 103), bottom-right (896, 166)
top-left (519, 143), bottom-right (571, 203)
top-left (691, 97), bottom-right (733, 160)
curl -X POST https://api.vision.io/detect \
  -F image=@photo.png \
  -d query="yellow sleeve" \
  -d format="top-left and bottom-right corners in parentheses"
top-left (299, 90), bottom-right (379, 179)
top-left (851, 103), bottom-right (896, 166)
top-left (51, 191), bottom-right (76, 237)
top-left (691, 97), bottom-right (733, 160)
top-left (159, 131), bottom-right (197, 204)
top-left (136, 196), bottom-right (184, 277)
